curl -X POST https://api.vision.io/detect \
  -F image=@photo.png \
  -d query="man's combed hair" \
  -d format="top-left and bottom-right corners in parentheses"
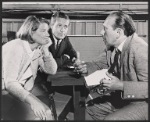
top-left (110, 11), bottom-right (136, 37)
top-left (50, 11), bottom-right (70, 26)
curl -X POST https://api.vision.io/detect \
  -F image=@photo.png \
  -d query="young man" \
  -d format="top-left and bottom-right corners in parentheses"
top-left (74, 11), bottom-right (148, 120)
top-left (48, 11), bottom-right (77, 69)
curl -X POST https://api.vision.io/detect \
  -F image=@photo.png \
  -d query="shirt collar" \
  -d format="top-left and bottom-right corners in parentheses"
top-left (53, 35), bottom-right (62, 45)
top-left (117, 38), bottom-right (126, 52)
top-left (23, 41), bottom-right (35, 58)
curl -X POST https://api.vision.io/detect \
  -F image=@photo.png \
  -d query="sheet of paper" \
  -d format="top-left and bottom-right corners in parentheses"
top-left (84, 69), bottom-right (111, 86)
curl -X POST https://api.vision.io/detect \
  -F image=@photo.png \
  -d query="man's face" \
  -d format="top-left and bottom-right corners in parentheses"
top-left (51, 18), bottom-right (69, 40)
top-left (100, 16), bottom-right (118, 48)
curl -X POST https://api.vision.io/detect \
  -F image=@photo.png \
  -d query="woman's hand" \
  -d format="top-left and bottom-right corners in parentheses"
top-left (41, 38), bottom-right (52, 56)
top-left (25, 94), bottom-right (53, 120)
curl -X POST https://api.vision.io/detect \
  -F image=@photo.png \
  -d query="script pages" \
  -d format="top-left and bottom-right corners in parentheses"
top-left (84, 69), bottom-right (110, 86)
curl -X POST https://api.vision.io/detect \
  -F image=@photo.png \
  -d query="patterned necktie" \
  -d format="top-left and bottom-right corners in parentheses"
top-left (108, 48), bottom-right (121, 78)
top-left (56, 40), bottom-right (60, 53)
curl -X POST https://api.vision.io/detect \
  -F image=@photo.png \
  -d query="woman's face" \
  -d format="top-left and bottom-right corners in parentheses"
top-left (32, 23), bottom-right (50, 45)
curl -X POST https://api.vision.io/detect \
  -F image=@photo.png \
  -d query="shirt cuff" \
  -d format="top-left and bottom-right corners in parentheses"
top-left (64, 54), bottom-right (70, 59)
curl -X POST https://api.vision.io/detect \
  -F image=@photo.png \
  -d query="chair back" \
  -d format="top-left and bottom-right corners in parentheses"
top-left (7, 31), bottom-right (16, 41)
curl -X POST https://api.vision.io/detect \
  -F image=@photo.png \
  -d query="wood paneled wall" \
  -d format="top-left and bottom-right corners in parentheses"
top-left (69, 36), bottom-right (106, 62)
top-left (2, 19), bottom-right (148, 61)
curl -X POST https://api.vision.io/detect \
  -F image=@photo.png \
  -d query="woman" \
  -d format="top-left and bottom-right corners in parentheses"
top-left (2, 16), bottom-right (57, 120)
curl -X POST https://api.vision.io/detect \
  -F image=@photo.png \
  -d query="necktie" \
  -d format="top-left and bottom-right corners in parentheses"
top-left (56, 40), bottom-right (60, 51)
top-left (108, 48), bottom-right (121, 78)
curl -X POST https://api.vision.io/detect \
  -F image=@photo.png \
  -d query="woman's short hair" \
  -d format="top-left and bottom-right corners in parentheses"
top-left (109, 11), bottom-right (136, 37)
top-left (16, 16), bottom-right (49, 43)
top-left (50, 11), bottom-right (70, 26)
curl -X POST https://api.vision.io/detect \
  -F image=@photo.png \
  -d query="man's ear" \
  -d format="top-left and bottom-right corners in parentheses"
top-left (116, 28), bottom-right (123, 39)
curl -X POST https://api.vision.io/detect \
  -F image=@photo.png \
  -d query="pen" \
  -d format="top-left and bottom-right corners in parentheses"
top-left (88, 94), bottom-right (93, 100)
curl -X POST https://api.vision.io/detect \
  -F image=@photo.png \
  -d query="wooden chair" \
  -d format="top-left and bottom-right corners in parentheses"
top-left (52, 92), bottom-right (72, 120)
top-left (7, 31), bottom-right (16, 41)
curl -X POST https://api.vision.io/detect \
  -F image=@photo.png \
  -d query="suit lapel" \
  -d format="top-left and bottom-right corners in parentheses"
top-left (120, 34), bottom-right (134, 80)
top-left (32, 49), bottom-right (41, 61)
top-left (121, 34), bottom-right (134, 66)
top-left (49, 29), bottom-right (58, 56)
top-left (17, 52), bottom-right (31, 81)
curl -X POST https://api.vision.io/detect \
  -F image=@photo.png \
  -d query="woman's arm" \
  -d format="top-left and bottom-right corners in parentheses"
top-left (3, 43), bottom-right (53, 120)
top-left (39, 42), bottom-right (57, 74)
top-left (3, 44), bottom-right (30, 101)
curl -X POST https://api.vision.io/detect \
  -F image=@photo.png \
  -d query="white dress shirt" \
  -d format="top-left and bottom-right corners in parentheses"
top-left (53, 35), bottom-right (62, 49)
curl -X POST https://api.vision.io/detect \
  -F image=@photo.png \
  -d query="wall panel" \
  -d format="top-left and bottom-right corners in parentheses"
top-left (2, 19), bottom-right (148, 60)
top-left (69, 36), bottom-right (106, 62)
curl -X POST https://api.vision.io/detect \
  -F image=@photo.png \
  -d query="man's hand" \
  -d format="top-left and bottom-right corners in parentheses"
top-left (73, 51), bottom-right (87, 74)
top-left (100, 72), bottom-right (123, 91)
top-left (74, 61), bottom-right (87, 74)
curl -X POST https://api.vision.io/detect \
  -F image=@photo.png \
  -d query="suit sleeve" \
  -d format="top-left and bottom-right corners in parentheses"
top-left (122, 40), bottom-right (148, 100)
top-left (54, 37), bottom-right (77, 67)
top-left (55, 55), bottom-right (69, 67)
top-left (64, 37), bottom-right (77, 59)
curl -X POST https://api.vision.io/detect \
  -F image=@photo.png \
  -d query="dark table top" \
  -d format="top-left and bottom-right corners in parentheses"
top-left (47, 70), bottom-right (86, 86)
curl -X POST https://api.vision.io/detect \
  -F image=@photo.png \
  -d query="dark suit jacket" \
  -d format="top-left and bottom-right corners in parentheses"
top-left (86, 33), bottom-right (148, 107)
top-left (48, 29), bottom-right (77, 68)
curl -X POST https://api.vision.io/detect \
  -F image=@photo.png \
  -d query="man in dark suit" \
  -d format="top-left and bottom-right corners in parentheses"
top-left (74, 11), bottom-right (148, 120)
top-left (48, 11), bottom-right (77, 69)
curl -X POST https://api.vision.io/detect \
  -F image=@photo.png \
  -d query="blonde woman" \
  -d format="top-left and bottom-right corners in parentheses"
top-left (2, 16), bottom-right (57, 120)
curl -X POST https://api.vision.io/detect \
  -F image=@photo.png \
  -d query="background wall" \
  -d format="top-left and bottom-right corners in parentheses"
top-left (69, 36), bottom-right (106, 62)
top-left (2, 2), bottom-right (148, 62)
top-left (2, 19), bottom-right (148, 61)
